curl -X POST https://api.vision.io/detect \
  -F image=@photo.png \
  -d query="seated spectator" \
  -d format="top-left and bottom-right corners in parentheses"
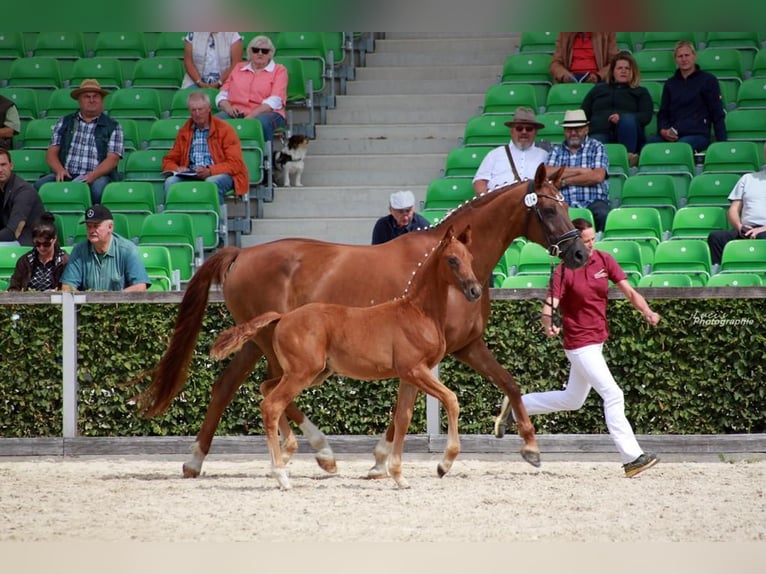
top-left (0, 148), bottom-right (45, 246)
top-left (707, 143), bottom-right (766, 265)
top-left (372, 190), bottom-right (430, 245)
top-left (182, 32), bottom-right (243, 89)
top-left (8, 212), bottom-right (69, 291)
top-left (0, 93), bottom-right (21, 150)
top-left (161, 90), bottom-right (248, 204)
top-left (215, 35), bottom-right (288, 142)
top-left (550, 33), bottom-right (619, 84)
top-left (648, 40), bottom-right (726, 152)
top-left (546, 110), bottom-right (609, 232)
top-left (472, 107), bottom-right (549, 195)
top-left (582, 51), bottom-right (653, 163)
top-left (35, 79), bottom-right (124, 205)
top-left (60, 205), bottom-right (149, 292)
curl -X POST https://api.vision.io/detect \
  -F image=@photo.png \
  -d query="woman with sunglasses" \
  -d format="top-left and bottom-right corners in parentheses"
top-left (214, 35), bottom-right (287, 142)
top-left (8, 212), bottom-right (69, 291)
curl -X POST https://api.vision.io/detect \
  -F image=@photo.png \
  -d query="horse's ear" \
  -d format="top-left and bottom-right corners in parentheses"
top-left (442, 224), bottom-right (456, 242)
top-left (534, 163), bottom-right (547, 186)
top-left (457, 224), bottom-right (472, 246)
top-left (550, 166), bottom-right (565, 187)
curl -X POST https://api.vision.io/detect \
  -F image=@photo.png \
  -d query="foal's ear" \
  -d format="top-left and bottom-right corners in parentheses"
top-left (457, 224), bottom-right (472, 246)
top-left (442, 224), bottom-right (456, 242)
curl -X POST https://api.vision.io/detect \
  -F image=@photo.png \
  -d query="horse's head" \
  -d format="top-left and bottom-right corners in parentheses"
top-left (437, 224), bottom-right (483, 302)
top-left (523, 164), bottom-right (588, 269)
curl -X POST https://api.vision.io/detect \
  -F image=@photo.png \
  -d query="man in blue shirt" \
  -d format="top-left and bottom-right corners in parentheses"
top-left (61, 205), bottom-right (150, 292)
top-left (546, 109), bottom-right (610, 231)
top-left (371, 190), bottom-right (430, 245)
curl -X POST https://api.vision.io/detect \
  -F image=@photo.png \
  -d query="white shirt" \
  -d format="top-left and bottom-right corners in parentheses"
top-left (473, 142), bottom-right (549, 190)
top-left (729, 169), bottom-right (766, 227)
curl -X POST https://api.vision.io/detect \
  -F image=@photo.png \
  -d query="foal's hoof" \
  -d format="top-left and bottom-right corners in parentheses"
top-left (437, 464), bottom-right (447, 478)
top-left (182, 463), bottom-right (201, 478)
top-left (521, 447), bottom-right (541, 468)
top-left (367, 464), bottom-right (389, 480)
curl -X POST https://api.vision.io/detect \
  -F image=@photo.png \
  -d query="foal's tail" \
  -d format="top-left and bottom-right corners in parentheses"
top-left (210, 312), bottom-right (282, 360)
top-left (137, 247), bottom-right (241, 417)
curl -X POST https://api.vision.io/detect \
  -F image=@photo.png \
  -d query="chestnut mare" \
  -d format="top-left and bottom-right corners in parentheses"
top-left (139, 164), bottom-right (587, 478)
top-left (210, 225), bottom-right (482, 489)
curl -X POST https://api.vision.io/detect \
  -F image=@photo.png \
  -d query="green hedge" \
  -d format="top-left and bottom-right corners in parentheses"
top-left (0, 298), bottom-right (763, 437)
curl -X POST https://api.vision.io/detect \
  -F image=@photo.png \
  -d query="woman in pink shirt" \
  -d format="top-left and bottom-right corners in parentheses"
top-left (215, 35), bottom-right (288, 141)
top-left (496, 218), bottom-right (662, 478)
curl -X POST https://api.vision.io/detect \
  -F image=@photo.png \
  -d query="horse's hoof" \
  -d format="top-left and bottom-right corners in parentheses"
top-left (521, 448), bottom-right (541, 468)
top-left (393, 476), bottom-right (410, 489)
top-left (367, 465), bottom-right (389, 479)
top-left (272, 468), bottom-right (292, 490)
top-left (182, 463), bottom-right (200, 478)
top-left (315, 456), bottom-right (338, 475)
top-left (437, 464), bottom-right (447, 478)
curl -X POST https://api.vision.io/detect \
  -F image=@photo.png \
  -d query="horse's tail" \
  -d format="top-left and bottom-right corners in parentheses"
top-left (210, 311), bottom-right (282, 360)
top-left (137, 247), bottom-right (241, 417)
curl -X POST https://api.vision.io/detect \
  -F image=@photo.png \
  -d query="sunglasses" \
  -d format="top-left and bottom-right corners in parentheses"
top-left (513, 125), bottom-right (537, 133)
top-left (34, 240), bottom-right (53, 248)
top-left (250, 47), bottom-right (272, 54)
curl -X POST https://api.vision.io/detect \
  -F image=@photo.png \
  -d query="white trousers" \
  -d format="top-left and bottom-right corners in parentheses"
top-left (522, 343), bottom-right (643, 463)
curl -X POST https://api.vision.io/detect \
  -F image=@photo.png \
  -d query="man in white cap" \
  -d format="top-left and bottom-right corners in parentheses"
top-left (371, 190), bottom-right (430, 244)
top-left (35, 79), bottom-right (124, 205)
top-left (546, 109), bottom-right (609, 231)
top-left (473, 106), bottom-right (549, 195)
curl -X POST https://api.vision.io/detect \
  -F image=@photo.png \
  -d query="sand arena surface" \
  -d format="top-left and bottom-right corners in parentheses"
top-left (0, 453), bottom-right (763, 543)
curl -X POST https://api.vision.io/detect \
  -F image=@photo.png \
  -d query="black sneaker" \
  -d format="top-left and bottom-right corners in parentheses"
top-left (623, 453), bottom-right (659, 478)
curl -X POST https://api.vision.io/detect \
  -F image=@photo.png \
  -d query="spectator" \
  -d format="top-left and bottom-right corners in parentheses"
top-left (707, 142), bottom-right (766, 265)
top-left (582, 51), bottom-right (653, 164)
top-left (8, 212), bottom-right (69, 291)
top-left (35, 79), bottom-right (124, 205)
top-left (215, 35), bottom-right (288, 142)
top-left (546, 110), bottom-right (610, 232)
top-left (550, 33), bottom-right (619, 84)
top-left (649, 40), bottom-right (726, 152)
top-left (495, 218), bottom-right (661, 478)
top-left (372, 190), bottom-right (430, 245)
top-left (472, 106), bottom-right (549, 195)
top-left (60, 205), bottom-right (149, 292)
top-left (161, 90), bottom-right (248, 204)
top-left (182, 32), bottom-right (243, 90)
top-left (0, 93), bottom-right (21, 150)
top-left (0, 148), bottom-right (45, 246)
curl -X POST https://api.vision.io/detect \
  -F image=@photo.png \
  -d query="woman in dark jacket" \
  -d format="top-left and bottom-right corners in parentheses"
top-left (9, 212), bottom-right (68, 291)
top-left (582, 51), bottom-right (653, 162)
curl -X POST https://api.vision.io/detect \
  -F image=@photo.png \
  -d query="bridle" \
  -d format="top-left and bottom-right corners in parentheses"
top-left (523, 179), bottom-right (580, 257)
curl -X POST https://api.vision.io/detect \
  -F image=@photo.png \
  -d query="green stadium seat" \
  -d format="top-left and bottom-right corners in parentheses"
top-left (425, 178), bottom-right (474, 210)
top-left (20, 118), bottom-right (57, 149)
top-left (164, 181), bottom-right (223, 250)
top-left (0, 87), bottom-right (39, 121)
top-left (223, 117), bottom-right (265, 152)
top-left (604, 142), bottom-right (631, 178)
top-left (9, 149), bottom-right (49, 183)
top-left (420, 208), bottom-right (450, 226)
top-left (719, 239), bottom-right (766, 279)
top-left (650, 239), bottom-right (712, 286)
top-left (640, 81), bottom-right (663, 112)
top-left (685, 173), bottom-right (739, 207)
top-left (670, 206), bottom-right (728, 240)
top-left (725, 109), bottom-right (766, 142)
top-left (101, 181), bottom-right (157, 241)
top-left (619, 174), bottom-right (679, 232)
top-left (702, 141), bottom-right (762, 175)
top-left (122, 150), bottom-right (166, 208)
top-left (500, 52), bottom-right (553, 109)
top-left (516, 241), bottom-right (555, 275)
top-left (145, 118), bottom-right (185, 150)
top-left (69, 57), bottom-right (125, 91)
top-left (462, 115), bottom-right (511, 147)
top-left (7, 57), bottom-right (62, 90)
top-left (483, 84), bottom-right (538, 115)
top-left (706, 273), bottom-right (763, 287)
top-left (0, 32), bottom-right (26, 59)
top-left (443, 146), bottom-right (493, 177)
top-left (37, 181), bottom-right (92, 245)
top-left (750, 48), bottom-right (766, 79)
top-left (518, 32), bottom-right (558, 54)
top-left (151, 32), bottom-right (188, 58)
top-left (41, 87), bottom-right (78, 119)
top-left (138, 212), bottom-right (198, 283)
top-left (594, 240), bottom-right (645, 285)
top-left (601, 207), bottom-right (664, 265)
top-left (568, 206), bottom-right (595, 228)
top-left (275, 32), bottom-right (329, 95)
top-left (31, 32), bottom-right (85, 59)
top-left (735, 78), bottom-right (766, 110)
top-left (640, 32), bottom-right (696, 51)
top-left (0, 245), bottom-right (33, 286)
top-left (637, 273), bottom-right (694, 287)
top-left (633, 50), bottom-right (676, 81)
top-left (545, 83), bottom-right (593, 113)
top-left (137, 244), bottom-right (177, 291)
top-left (637, 141), bottom-right (695, 203)
top-left (704, 32), bottom-right (760, 70)
top-left (501, 274), bottom-right (551, 289)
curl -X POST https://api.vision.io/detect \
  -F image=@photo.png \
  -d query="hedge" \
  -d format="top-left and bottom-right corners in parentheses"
top-left (0, 298), bottom-right (763, 437)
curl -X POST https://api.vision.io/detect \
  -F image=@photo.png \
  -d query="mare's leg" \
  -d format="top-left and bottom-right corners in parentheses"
top-left (368, 381), bottom-right (415, 479)
top-left (452, 338), bottom-right (541, 467)
top-left (388, 383), bottom-right (419, 489)
top-left (405, 366), bottom-right (461, 480)
top-left (183, 342), bottom-right (261, 478)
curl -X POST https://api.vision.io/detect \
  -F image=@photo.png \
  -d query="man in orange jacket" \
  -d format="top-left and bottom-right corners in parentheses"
top-left (162, 90), bottom-right (248, 204)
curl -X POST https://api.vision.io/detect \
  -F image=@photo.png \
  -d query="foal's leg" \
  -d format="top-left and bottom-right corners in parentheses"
top-left (368, 381), bottom-right (415, 479)
top-left (388, 383), bottom-right (419, 489)
top-left (406, 365), bottom-right (461, 479)
top-left (183, 342), bottom-right (261, 478)
top-left (452, 338), bottom-right (541, 467)
top-left (260, 378), bottom-right (299, 463)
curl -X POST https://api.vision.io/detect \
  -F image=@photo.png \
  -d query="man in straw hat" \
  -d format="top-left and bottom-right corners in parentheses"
top-left (473, 106), bottom-right (549, 195)
top-left (546, 109), bottom-right (609, 231)
top-left (35, 79), bottom-right (124, 204)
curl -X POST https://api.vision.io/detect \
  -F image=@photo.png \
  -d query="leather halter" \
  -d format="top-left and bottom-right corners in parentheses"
top-left (523, 179), bottom-right (580, 257)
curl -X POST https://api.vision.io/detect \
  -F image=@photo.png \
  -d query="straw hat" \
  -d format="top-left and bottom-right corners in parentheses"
top-left (70, 79), bottom-right (109, 100)
top-left (561, 109), bottom-right (590, 128)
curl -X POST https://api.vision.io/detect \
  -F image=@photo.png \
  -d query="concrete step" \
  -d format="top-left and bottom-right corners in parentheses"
top-left (266, 185), bottom-right (428, 218)
top-left (304, 152), bottom-right (444, 172)
top-left (288, 166), bottom-right (441, 187)
top-left (355, 65), bottom-right (500, 82)
top-left (385, 32), bottom-right (519, 41)
top-left (316, 123), bottom-right (464, 140)
top-left (327, 93), bottom-right (484, 125)
top-left (309, 134), bottom-right (458, 155)
top-left (366, 51), bottom-right (512, 67)
top-left (246, 217), bottom-right (377, 246)
top-left (335, 93), bottom-right (484, 111)
top-left (373, 37), bottom-right (516, 55)
top-left (346, 77), bottom-right (497, 96)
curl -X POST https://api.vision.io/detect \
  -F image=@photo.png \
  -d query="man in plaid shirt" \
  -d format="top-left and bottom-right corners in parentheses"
top-left (547, 109), bottom-right (610, 231)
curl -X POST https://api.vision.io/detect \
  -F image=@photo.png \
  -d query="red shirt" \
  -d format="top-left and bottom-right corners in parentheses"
top-left (570, 32), bottom-right (598, 75)
top-left (548, 250), bottom-right (626, 350)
